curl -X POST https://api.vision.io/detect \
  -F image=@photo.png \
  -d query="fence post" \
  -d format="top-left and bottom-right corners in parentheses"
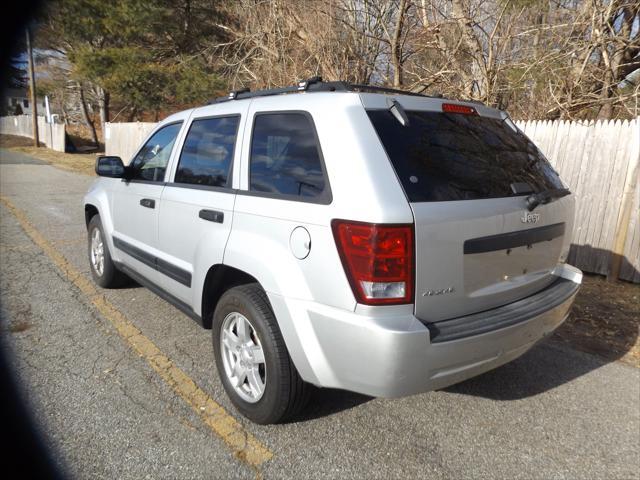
top-left (608, 119), bottom-right (640, 281)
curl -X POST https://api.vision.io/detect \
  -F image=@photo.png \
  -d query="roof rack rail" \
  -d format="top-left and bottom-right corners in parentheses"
top-left (206, 77), bottom-right (439, 105)
top-left (226, 87), bottom-right (250, 100)
top-left (347, 83), bottom-right (435, 99)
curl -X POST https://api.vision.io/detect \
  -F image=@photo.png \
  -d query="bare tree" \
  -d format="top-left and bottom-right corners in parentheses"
top-left (38, 0), bottom-right (639, 122)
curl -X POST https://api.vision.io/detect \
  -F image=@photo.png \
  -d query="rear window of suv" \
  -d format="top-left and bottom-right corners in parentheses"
top-left (367, 110), bottom-right (564, 202)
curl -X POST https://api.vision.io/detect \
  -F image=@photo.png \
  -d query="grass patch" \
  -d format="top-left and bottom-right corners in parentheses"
top-left (0, 134), bottom-right (98, 176)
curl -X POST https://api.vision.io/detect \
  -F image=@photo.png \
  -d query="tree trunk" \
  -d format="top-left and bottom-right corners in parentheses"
top-left (61, 104), bottom-right (69, 125)
top-left (451, 0), bottom-right (486, 99)
top-left (597, 93), bottom-right (614, 120)
top-left (78, 83), bottom-right (99, 147)
top-left (390, 0), bottom-right (408, 87)
top-left (127, 106), bottom-right (138, 122)
top-left (98, 87), bottom-right (110, 142)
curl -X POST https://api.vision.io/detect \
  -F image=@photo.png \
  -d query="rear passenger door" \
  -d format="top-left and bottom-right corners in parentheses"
top-left (224, 104), bottom-right (355, 309)
top-left (157, 103), bottom-right (246, 305)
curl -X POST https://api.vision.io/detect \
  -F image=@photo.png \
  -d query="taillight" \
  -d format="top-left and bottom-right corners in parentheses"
top-left (442, 103), bottom-right (478, 115)
top-left (332, 220), bottom-right (414, 305)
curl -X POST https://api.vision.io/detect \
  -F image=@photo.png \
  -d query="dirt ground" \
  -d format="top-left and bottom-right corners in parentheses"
top-left (65, 123), bottom-right (105, 149)
top-left (1, 133), bottom-right (638, 367)
top-left (554, 274), bottom-right (639, 367)
top-left (0, 134), bottom-right (98, 176)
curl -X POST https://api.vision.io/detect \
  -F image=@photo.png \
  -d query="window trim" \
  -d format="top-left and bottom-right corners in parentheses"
top-left (126, 179), bottom-right (169, 186)
top-left (169, 113), bottom-right (241, 192)
top-left (166, 183), bottom-right (237, 194)
top-left (126, 120), bottom-right (184, 184)
top-left (243, 110), bottom-right (332, 205)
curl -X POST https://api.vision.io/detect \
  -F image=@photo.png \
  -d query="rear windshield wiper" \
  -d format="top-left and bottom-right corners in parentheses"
top-left (526, 188), bottom-right (571, 211)
top-left (387, 98), bottom-right (409, 126)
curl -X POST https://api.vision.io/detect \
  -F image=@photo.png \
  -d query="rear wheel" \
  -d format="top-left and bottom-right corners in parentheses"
top-left (87, 215), bottom-right (128, 288)
top-left (212, 283), bottom-right (310, 424)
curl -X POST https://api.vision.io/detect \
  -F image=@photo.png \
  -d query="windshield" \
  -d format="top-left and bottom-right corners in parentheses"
top-left (367, 110), bottom-right (564, 202)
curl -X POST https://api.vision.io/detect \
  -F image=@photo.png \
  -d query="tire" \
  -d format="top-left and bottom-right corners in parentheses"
top-left (212, 283), bottom-right (310, 424)
top-left (87, 214), bottom-right (128, 288)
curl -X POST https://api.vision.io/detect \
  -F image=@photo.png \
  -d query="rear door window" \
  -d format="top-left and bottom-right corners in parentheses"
top-left (249, 112), bottom-right (329, 201)
top-left (175, 116), bottom-right (240, 188)
top-left (367, 110), bottom-right (564, 202)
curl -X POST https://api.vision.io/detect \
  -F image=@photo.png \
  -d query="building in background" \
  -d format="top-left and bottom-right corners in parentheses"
top-left (2, 88), bottom-right (47, 116)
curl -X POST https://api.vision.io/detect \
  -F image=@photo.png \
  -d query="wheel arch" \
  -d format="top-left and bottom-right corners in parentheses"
top-left (199, 262), bottom-right (320, 386)
top-left (83, 185), bottom-right (119, 264)
top-left (200, 264), bottom-right (259, 329)
top-left (84, 203), bottom-right (99, 227)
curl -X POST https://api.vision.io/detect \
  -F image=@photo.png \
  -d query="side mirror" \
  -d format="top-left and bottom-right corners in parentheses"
top-left (95, 156), bottom-right (126, 178)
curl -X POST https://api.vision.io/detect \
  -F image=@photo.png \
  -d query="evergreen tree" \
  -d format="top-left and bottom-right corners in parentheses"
top-left (38, 0), bottom-right (227, 124)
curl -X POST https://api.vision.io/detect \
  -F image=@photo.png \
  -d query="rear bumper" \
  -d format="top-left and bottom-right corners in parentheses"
top-left (268, 264), bottom-right (582, 398)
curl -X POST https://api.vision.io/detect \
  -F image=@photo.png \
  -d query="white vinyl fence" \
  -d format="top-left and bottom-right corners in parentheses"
top-left (105, 118), bottom-right (640, 282)
top-left (104, 122), bottom-right (156, 161)
top-left (0, 115), bottom-right (66, 152)
top-left (516, 119), bottom-right (639, 283)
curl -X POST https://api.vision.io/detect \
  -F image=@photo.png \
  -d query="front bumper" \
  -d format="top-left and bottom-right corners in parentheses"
top-left (268, 264), bottom-right (582, 398)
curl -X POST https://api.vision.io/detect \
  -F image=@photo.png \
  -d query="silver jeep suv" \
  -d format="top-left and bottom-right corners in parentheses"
top-left (84, 78), bottom-right (582, 424)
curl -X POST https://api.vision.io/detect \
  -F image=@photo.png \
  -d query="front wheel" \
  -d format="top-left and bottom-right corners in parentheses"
top-left (87, 215), bottom-right (128, 288)
top-left (212, 284), bottom-right (310, 424)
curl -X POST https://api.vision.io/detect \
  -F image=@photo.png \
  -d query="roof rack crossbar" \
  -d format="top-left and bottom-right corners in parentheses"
top-left (206, 78), bottom-right (444, 105)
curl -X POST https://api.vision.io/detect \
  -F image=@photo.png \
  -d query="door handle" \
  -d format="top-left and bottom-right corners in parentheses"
top-left (199, 209), bottom-right (224, 224)
top-left (140, 198), bottom-right (155, 209)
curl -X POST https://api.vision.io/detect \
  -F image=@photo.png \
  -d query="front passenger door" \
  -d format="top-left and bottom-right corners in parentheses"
top-left (111, 122), bottom-right (183, 272)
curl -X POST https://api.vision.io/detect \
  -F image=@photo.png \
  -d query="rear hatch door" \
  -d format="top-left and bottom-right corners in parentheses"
top-left (365, 97), bottom-right (571, 322)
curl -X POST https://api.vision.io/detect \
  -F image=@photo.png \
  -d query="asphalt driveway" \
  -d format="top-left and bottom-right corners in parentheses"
top-left (0, 148), bottom-right (638, 479)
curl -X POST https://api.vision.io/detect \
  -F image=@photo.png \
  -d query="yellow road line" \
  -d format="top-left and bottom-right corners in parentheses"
top-left (0, 195), bottom-right (273, 473)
